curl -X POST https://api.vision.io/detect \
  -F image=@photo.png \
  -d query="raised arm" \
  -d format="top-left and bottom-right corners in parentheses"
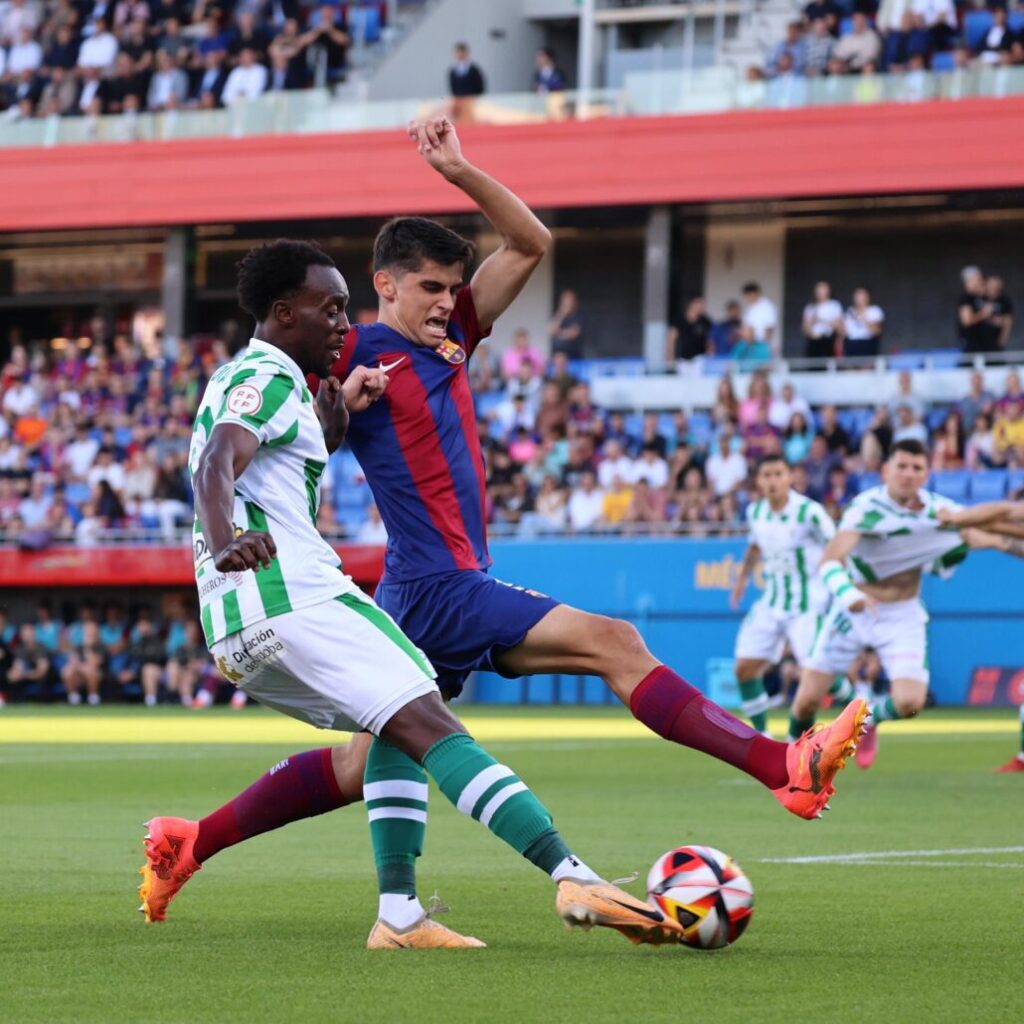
top-left (193, 424), bottom-right (276, 573)
top-left (408, 117), bottom-right (551, 331)
top-left (938, 501), bottom-right (1024, 530)
top-left (962, 526), bottom-right (1024, 559)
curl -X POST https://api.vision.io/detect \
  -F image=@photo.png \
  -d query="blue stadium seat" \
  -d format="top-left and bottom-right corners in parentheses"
top-left (837, 409), bottom-right (860, 437)
top-left (970, 470), bottom-right (1008, 503)
top-left (856, 471), bottom-right (881, 492)
top-left (926, 348), bottom-right (962, 369)
top-left (964, 9), bottom-right (994, 50)
top-left (931, 51), bottom-right (958, 71)
top-left (657, 412), bottom-right (676, 437)
top-left (853, 408), bottom-right (876, 440)
top-left (701, 357), bottom-right (732, 376)
top-left (888, 352), bottom-right (925, 371)
top-left (625, 413), bottom-right (645, 439)
top-left (1008, 469), bottom-right (1024, 497)
top-left (839, 16), bottom-right (854, 35)
top-left (474, 390), bottom-right (503, 419)
top-left (348, 3), bottom-right (382, 43)
top-left (65, 482), bottom-right (92, 507)
top-left (1010, 10), bottom-right (1024, 33)
top-left (927, 407), bottom-right (951, 433)
top-left (688, 411), bottom-right (713, 445)
top-left (931, 469), bottom-right (970, 502)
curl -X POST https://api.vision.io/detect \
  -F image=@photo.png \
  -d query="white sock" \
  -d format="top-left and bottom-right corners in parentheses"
top-left (379, 893), bottom-right (425, 930)
top-left (86, 693), bottom-right (100, 706)
top-left (68, 692), bottom-right (81, 705)
top-left (854, 681), bottom-right (873, 703)
top-left (550, 855), bottom-right (601, 884)
top-left (144, 695), bottom-right (157, 707)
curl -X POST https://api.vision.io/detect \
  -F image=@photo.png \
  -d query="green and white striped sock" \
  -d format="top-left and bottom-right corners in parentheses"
top-left (828, 676), bottom-right (856, 706)
top-left (869, 696), bottom-right (900, 723)
top-left (424, 733), bottom-right (595, 879)
top-left (738, 677), bottom-right (769, 732)
top-left (365, 737), bottom-right (428, 928)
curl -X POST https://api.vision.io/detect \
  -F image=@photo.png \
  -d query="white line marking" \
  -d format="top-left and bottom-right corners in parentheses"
top-left (761, 846), bottom-right (1024, 865)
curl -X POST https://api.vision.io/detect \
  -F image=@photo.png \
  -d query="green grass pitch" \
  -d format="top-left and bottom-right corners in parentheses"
top-left (2, 706), bottom-right (1022, 1024)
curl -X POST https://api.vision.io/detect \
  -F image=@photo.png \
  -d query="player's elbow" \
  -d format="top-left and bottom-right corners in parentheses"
top-left (516, 224), bottom-right (552, 262)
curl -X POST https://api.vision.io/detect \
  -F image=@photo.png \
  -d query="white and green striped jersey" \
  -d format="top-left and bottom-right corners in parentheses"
top-left (189, 339), bottom-right (356, 647)
top-left (746, 490), bottom-right (835, 615)
top-left (839, 486), bottom-right (968, 585)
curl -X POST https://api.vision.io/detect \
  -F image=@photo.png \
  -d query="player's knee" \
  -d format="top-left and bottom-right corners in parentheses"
top-left (893, 693), bottom-right (925, 718)
top-left (594, 616), bottom-right (650, 671)
top-left (331, 742), bottom-right (366, 802)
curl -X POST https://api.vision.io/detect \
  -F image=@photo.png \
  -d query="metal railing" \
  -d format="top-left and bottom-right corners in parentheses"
top-left (2, 63), bottom-right (1022, 149)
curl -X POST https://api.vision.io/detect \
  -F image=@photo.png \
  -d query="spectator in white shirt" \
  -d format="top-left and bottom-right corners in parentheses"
top-left (18, 478), bottom-right (51, 529)
top-left (2, 374), bottom-right (40, 416)
top-left (843, 286), bottom-right (884, 358)
top-left (769, 381), bottom-right (812, 431)
top-left (64, 426), bottom-right (100, 480)
top-left (632, 443), bottom-right (669, 489)
top-left (738, 282), bottom-right (779, 361)
top-left (147, 49), bottom-right (188, 110)
top-left (221, 47), bottom-right (268, 104)
top-left (705, 431), bottom-right (749, 496)
top-left (567, 471), bottom-right (605, 531)
top-left (77, 17), bottom-right (118, 70)
top-left (893, 403), bottom-right (928, 446)
top-left (86, 447), bottom-right (126, 494)
top-left (597, 438), bottom-right (636, 490)
top-left (802, 280), bottom-right (843, 360)
top-left (1, 0), bottom-right (40, 45)
top-left (8, 25), bottom-right (42, 73)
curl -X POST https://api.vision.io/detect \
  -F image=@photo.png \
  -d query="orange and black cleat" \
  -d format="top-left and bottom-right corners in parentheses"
top-left (556, 878), bottom-right (684, 945)
top-left (138, 816), bottom-right (201, 923)
top-left (772, 700), bottom-right (869, 819)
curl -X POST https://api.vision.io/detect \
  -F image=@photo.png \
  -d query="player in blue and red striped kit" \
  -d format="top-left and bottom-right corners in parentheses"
top-left (141, 118), bottom-right (867, 946)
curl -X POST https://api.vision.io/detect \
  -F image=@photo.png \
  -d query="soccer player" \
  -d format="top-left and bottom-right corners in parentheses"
top-left (791, 441), bottom-right (1024, 768)
top-left (730, 454), bottom-right (835, 735)
top-left (143, 119), bottom-right (866, 941)
top-left (141, 238), bottom-right (679, 949)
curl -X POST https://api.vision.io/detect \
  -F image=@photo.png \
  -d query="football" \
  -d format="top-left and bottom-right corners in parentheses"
top-left (646, 845), bottom-right (754, 949)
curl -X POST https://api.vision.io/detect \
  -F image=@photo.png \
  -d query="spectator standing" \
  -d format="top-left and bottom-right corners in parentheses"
top-left (300, 5), bottom-right (348, 87)
top-left (842, 286), bottom-right (884, 358)
top-left (221, 46), bottom-right (267, 104)
top-left (803, 17), bottom-right (834, 75)
top-left (77, 16), bottom-right (119, 70)
top-left (737, 282), bottom-right (778, 361)
top-left (769, 381), bottom-right (812, 431)
top-left (982, 276), bottom-right (1013, 351)
top-left (801, 280), bottom-right (843, 359)
top-left (549, 288), bottom-right (585, 359)
top-left (711, 300), bottom-right (743, 356)
top-left (666, 296), bottom-right (713, 362)
top-left (958, 265), bottom-right (990, 352)
top-left (448, 41), bottom-right (485, 97)
top-left (910, 0), bottom-right (957, 52)
top-left (533, 47), bottom-right (565, 92)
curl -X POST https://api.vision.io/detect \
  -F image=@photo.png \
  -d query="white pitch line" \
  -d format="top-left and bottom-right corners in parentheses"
top-left (760, 846), bottom-right (1024, 864)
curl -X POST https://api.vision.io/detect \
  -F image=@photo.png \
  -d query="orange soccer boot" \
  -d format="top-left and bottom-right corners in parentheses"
top-left (556, 878), bottom-right (684, 945)
top-left (772, 700), bottom-right (869, 819)
top-left (138, 816), bottom-right (201, 923)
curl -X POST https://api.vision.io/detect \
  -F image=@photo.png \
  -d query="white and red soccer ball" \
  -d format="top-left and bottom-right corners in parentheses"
top-left (646, 845), bottom-right (754, 949)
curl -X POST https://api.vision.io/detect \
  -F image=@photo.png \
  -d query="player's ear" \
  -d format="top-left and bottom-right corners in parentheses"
top-left (272, 299), bottom-right (295, 326)
top-left (373, 269), bottom-right (397, 302)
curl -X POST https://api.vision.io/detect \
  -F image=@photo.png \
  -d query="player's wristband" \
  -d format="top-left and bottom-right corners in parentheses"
top-left (819, 560), bottom-right (861, 610)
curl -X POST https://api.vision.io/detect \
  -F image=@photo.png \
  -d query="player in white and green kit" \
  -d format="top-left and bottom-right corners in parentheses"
top-left (141, 239), bottom-right (678, 949)
top-left (792, 439), bottom-right (1023, 768)
top-left (731, 455), bottom-right (835, 736)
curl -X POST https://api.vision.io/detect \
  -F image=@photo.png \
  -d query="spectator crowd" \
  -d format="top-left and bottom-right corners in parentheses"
top-left (0, 0), bottom-right (394, 121)
top-left (756, 0), bottom-right (1024, 92)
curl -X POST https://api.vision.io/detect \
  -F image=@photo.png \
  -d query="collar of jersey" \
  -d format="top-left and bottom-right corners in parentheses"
top-left (245, 337), bottom-right (304, 383)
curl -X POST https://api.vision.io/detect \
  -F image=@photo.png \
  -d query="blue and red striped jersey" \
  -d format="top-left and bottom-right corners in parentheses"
top-left (326, 286), bottom-right (491, 583)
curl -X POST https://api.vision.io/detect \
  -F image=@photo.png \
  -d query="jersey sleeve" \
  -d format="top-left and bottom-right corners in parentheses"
top-left (451, 285), bottom-right (492, 358)
top-left (216, 371), bottom-right (302, 447)
top-left (929, 492), bottom-right (963, 517)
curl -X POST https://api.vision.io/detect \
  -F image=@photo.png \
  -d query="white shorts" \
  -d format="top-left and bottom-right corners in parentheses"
top-left (735, 601), bottom-right (821, 666)
top-left (209, 592), bottom-right (439, 734)
top-left (805, 597), bottom-right (929, 686)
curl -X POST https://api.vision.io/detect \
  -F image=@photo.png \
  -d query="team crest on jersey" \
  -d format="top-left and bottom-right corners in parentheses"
top-left (226, 384), bottom-right (262, 415)
top-left (436, 339), bottom-right (466, 365)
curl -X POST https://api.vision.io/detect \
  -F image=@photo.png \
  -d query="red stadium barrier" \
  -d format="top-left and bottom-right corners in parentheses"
top-left (0, 544), bottom-right (385, 588)
top-left (3, 99), bottom-right (1024, 231)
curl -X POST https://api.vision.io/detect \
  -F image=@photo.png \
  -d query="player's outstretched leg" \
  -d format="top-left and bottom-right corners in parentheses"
top-left (996, 706), bottom-right (1024, 773)
top-left (139, 745), bottom-right (358, 922)
top-left (380, 696), bottom-right (683, 946)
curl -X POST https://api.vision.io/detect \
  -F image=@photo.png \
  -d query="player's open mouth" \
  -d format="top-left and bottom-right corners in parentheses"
top-left (425, 317), bottom-right (448, 339)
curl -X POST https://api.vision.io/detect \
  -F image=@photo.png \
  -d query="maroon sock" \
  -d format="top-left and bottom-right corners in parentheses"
top-left (194, 747), bottom-right (351, 863)
top-left (629, 666), bottom-right (789, 790)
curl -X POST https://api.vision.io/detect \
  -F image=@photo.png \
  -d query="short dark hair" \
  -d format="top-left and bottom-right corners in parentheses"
top-left (742, 281), bottom-right (761, 295)
top-left (888, 439), bottom-right (928, 460)
top-left (373, 217), bottom-right (475, 275)
top-left (236, 239), bottom-right (336, 322)
top-left (755, 453), bottom-right (788, 473)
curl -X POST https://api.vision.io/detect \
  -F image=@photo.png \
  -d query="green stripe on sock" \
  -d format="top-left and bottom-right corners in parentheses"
top-left (336, 592), bottom-right (432, 676)
top-left (522, 829), bottom-right (573, 875)
top-left (470, 774), bottom-right (521, 822)
top-left (365, 797), bottom-right (429, 812)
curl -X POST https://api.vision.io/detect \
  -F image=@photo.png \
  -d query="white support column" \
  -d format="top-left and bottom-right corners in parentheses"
top-left (642, 205), bottom-right (672, 368)
top-left (161, 226), bottom-right (188, 359)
